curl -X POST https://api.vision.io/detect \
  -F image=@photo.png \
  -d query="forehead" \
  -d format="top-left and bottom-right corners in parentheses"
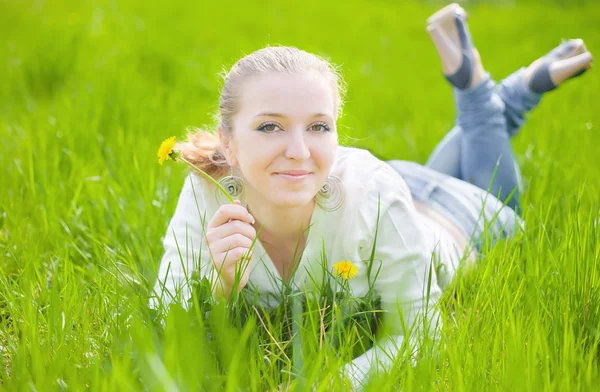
top-left (238, 71), bottom-right (336, 119)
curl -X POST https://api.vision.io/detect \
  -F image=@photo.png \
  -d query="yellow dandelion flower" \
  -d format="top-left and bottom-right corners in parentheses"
top-left (157, 136), bottom-right (177, 165)
top-left (332, 260), bottom-right (358, 280)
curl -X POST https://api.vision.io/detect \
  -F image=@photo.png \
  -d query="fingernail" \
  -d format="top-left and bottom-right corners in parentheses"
top-left (234, 199), bottom-right (241, 205)
top-left (248, 214), bottom-right (255, 224)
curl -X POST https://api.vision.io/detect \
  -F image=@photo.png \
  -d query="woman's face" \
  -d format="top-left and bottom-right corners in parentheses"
top-left (223, 71), bottom-right (338, 208)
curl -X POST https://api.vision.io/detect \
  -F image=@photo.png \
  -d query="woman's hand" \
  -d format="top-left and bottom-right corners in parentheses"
top-left (205, 200), bottom-right (256, 300)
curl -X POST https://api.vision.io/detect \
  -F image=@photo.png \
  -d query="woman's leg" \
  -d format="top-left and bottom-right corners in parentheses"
top-left (424, 126), bottom-right (463, 179)
top-left (424, 67), bottom-right (540, 192)
top-left (426, 4), bottom-right (521, 210)
top-left (425, 43), bottom-right (592, 193)
top-left (497, 38), bottom-right (591, 137)
top-left (454, 74), bottom-right (522, 210)
top-left (424, 4), bottom-right (593, 211)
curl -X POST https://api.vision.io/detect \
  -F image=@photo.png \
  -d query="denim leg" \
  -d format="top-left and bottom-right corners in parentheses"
top-left (426, 68), bottom-right (542, 187)
top-left (425, 126), bottom-right (462, 179)
top-left (495, 67), bottom-right (543, 137)
top-left (425, 125), bottom-right (525, 200)
top-left (387, 160), bottom-right (525, 253)
top-left (455, 74), bottom-right (521, 211)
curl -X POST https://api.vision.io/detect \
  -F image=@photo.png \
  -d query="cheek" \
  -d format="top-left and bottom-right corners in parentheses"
top-left (238, 149), bottom-right (274, 181)
top-left (312, 138), bottom-right (337, 168)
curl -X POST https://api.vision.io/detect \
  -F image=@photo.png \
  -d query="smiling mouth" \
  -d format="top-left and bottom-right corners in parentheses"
top-left (274, 173), bottom-right (312, 180)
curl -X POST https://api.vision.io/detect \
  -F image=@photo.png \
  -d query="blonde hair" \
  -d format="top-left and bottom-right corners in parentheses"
top-left (178, 45), bottom-right (347, 179)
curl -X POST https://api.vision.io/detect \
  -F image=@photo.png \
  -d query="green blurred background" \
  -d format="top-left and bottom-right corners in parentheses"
top-left (1, 0), bottom-right (599, 303)
top-left (1, 0), bottom-right (599, 298)
top-left (0, 0), bottom-right (599, 388)
top-left (0, 0), bottom-right (600, 391)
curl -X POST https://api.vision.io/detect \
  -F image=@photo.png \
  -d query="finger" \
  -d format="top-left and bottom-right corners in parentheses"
top-left (228, 199), bottom-right (242, 223)
top-left (208, 202), bottom-right (255, 228)
top-left (214, 247), bottom-right (254, 269)
top-left (212, 247), bottom-right (253, 274)
top-left (212, 234), bottom-right (254, 254)
top-left (207, 219), bottom-right (257, 243)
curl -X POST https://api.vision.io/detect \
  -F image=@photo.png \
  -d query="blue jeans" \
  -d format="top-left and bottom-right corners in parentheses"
top-left (386, 68), bottom-right (542, 250)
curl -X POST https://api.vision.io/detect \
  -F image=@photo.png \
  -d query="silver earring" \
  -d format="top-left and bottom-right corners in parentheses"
top-left (315, 175), bottom-right (345, 212)
top-left (216, 167), bottom-right (244, 204)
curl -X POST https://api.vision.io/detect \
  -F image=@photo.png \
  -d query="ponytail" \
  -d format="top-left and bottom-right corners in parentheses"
top-left (178, 127), bottom-right (230, 180)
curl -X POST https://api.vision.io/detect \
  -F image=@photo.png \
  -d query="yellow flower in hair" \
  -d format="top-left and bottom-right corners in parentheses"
top-left (332, 260), bottom-right (358, 280)
top-left (157, 136), bottom-right (177, 165)
top-left (157, 135), bottom-right (235, 203)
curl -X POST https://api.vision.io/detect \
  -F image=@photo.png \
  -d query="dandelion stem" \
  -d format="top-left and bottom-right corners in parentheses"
top-left (178, 155), bottom-right (235, 203)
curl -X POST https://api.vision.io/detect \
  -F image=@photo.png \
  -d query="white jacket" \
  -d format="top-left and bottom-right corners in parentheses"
top-left (151, 145), bottom-right (461, 389)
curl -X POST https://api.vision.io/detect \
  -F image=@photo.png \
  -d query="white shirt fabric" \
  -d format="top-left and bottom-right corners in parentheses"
top-left (151, 145), bottom-right (466, 390)
top-left (417, 211), bottom-right (469, 290)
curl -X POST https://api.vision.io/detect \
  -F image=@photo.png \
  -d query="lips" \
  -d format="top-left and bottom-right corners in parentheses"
top-left (274, 171), bottom-right (312, 176)
top-left (274, 171), bottom-right (312, 182)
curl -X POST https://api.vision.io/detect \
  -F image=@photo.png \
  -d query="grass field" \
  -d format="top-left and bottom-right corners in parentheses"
top-left (1, 0), bottom-right (599, 390)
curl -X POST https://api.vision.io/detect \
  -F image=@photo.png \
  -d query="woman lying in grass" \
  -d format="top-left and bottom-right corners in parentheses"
top-left (152, 3), bottom-right (593, 389)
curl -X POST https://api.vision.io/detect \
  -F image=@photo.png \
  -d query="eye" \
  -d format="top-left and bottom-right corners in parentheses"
top-left (256, 122), bottom-right (282, 132)
top-left (309, 122), bottom-right (331, 132)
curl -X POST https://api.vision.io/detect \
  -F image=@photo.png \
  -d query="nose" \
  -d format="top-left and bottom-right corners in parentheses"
top-left (284, 128), bottom-right (311, 160)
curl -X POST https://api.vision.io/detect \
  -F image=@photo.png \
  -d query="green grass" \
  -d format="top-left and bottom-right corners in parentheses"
top-left (1, 0), bottom-right (599, 390)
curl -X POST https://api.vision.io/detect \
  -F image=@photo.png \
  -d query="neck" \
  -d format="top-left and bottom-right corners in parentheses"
top-left (245, 195), bottom-right (315, 246)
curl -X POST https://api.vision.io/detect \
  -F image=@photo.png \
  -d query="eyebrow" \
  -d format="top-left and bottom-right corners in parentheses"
top-left (254, 112), bottom-right (331, 119)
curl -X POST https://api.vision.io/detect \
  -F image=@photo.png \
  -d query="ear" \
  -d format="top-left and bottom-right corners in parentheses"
top-left (218, 126), bottom-right (238, 167)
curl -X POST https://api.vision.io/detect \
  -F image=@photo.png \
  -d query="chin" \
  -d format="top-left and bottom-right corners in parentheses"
top-left (268, 190), bottom-right (315, 208)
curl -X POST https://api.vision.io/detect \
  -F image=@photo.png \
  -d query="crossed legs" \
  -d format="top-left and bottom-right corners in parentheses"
top-left (423, 3), bottom-right (593, 212)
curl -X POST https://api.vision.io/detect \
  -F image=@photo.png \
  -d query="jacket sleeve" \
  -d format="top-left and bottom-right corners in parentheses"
top-left (344, 165), bottom-right (442, 390)
top-left (149, 173), bottom-right (215, 310)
